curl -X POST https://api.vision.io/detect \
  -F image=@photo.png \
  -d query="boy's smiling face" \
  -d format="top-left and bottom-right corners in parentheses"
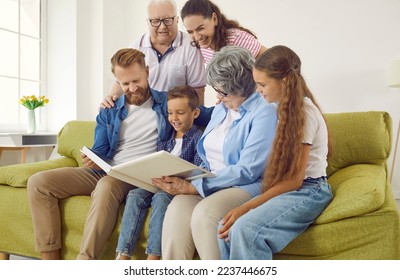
top-left (167, 97), bottom-right (200, 138)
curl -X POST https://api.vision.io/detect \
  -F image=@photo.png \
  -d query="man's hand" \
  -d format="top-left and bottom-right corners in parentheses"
top-left (100, 81), bottom-right (123, 109)
top-left (81, 151), bottom-right (102, 170)
top-left (100, 94), bottom-right (119, 109)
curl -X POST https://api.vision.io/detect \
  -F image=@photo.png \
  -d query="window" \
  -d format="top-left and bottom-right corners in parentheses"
top-left (0, 0), bottom-right (45, 131)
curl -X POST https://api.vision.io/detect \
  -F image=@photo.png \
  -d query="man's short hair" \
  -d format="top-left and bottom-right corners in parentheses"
top-left (167, 85), bottom-right (200, 110)
top-left (148, 0), bottom-right (177, 15)
top-left (111, 48), bottom-right (146, 74)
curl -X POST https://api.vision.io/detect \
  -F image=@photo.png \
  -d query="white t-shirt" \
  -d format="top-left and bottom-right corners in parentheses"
top-left (130, 31), bottom-right (206, 92)
top-left (170, 138), bottom-right (183, 156)
top-left (203, 109), bottom-right (241, 172)
top-left (302, 97), bottom-right (328, 179)
top-left (113, 97), bottom-right (158, 165)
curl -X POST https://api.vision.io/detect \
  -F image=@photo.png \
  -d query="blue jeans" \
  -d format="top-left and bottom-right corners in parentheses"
top-left (218, 177), bottom-right (333, 259)
top-left (116, 188), bottom-right (173, 257)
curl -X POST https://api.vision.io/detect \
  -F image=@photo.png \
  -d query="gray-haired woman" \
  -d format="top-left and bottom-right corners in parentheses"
top-left (152, 46), bottom-right (278, 259)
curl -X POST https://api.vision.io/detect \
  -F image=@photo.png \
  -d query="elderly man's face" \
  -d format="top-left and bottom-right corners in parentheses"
top-left (147, 2), bottom-right (178, 46)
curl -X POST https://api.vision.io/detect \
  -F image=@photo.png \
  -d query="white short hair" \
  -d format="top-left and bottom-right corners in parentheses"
top-left (148, 0), bottom-right (177, 15)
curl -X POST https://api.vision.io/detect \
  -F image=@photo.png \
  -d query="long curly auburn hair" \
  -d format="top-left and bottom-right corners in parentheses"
top-left (254, 45), bottom-right (331, 192)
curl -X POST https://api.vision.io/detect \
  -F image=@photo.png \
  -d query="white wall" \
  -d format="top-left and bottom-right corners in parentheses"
top-left (43, 0), bottom-right (400, 196)
top-left (46, 0), bottom-right (129, 131)
top-left (214, 0), bottom-right (400, 196)
top-left (46, 0), bottom-right (77, 130)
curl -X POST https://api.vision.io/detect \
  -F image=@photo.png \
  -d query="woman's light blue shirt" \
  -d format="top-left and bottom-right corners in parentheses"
top-left (192, 93), bottom-right (278, 198)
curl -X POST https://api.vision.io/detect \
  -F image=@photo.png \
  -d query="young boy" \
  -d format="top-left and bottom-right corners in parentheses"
top-left (115, 85), bottom-right (203, 260)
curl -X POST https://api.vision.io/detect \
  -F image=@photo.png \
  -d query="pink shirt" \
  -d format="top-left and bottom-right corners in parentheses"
top-left (200, 28), bottom-right (262, 64)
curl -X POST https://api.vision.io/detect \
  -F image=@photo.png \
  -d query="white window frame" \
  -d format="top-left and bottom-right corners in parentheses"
top-left (0, 0), bottom-right (47, 132)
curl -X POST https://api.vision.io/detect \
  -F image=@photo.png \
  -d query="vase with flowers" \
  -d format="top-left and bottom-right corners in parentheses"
top-left (19, 95), bottom-right (49, 134)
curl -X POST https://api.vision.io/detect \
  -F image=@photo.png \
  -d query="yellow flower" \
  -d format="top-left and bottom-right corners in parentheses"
top-left (19, 95), bottom-right (49, 110)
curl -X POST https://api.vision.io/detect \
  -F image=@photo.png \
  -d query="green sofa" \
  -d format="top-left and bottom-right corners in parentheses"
top-left (0, 111), bottom-right (399, 260)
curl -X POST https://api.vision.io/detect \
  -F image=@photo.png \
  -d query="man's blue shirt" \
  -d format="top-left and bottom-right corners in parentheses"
top-left (92, 88), bottom-right (212, 160)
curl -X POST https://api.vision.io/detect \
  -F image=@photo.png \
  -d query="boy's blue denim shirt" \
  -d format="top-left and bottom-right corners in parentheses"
top-left (192, 93), bottom-right (278, 198)
top-left (92, 88), bottom-right (213, 160)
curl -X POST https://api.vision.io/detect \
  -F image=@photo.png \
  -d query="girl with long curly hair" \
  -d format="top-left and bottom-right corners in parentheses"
top-left (180, 0), bottom-right (267, 64)
top-left (217, 45), bottom-right (333, 259)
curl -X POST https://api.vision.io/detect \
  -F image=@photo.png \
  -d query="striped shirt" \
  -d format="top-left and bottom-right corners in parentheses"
top-left (200, 28), bottom-right (262, 64)
top-left (130, 31), bottom-right (206, 92)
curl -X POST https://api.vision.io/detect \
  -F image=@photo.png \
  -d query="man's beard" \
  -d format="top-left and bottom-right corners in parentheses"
top-left (125, 86), bottom-right (150, 106)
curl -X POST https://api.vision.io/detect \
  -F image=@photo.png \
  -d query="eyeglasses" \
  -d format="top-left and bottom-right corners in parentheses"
top-left (148, 16), bottom-right (176, 27)
top-left (212, 86), bottom-right (229, 98)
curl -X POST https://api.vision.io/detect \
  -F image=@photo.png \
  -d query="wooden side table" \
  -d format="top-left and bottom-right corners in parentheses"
top-left (0, 133), bottom-right (58, 164)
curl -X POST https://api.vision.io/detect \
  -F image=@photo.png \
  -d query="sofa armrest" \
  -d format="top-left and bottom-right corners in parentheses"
top-left (325, 111), bottom-right (391, 177)
top-left (315, 164), bottom-right (386, 224)
top-left (0, 157), bottom-right (78, 188)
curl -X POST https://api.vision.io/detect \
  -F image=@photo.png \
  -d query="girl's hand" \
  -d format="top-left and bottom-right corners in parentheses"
top-left (218, 205), bottom-right (250, 241)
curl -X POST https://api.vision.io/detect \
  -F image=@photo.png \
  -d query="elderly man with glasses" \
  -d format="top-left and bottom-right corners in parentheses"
top-left (103, 0), bottom-right (206, 105)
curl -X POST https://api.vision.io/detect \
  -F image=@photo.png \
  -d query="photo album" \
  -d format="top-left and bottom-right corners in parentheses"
top-left (81, 146), bottom-right (215, 193)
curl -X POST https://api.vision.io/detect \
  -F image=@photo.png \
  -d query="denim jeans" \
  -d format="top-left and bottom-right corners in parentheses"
top-left (218, 177), bottom-right (333, 259)
top-left (116, 188), bottom-right (173, 257)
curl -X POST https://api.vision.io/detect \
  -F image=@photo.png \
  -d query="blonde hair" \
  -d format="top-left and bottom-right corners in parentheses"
top-left (110, 48), bottom-right (146, 74)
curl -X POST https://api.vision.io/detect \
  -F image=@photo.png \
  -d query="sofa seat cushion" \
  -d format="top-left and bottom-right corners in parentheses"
top-left (275, 207), bottom-right (398, 259)
top-left (316, 164), bottom-right (386, 224)
top-left (0, 157), bottom-right (78, 188)
top-left (275, 176), bottom-right (399, 260)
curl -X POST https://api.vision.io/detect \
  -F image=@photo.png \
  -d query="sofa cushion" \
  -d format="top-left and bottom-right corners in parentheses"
top-left (316, 164), bottom-right (386, 224)
top-left (0, 157), bottom-right (78, 188)
top-left (57, 121), bottom-right (96, 166)
top-left (325, 111), bottom-right (391, 177)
